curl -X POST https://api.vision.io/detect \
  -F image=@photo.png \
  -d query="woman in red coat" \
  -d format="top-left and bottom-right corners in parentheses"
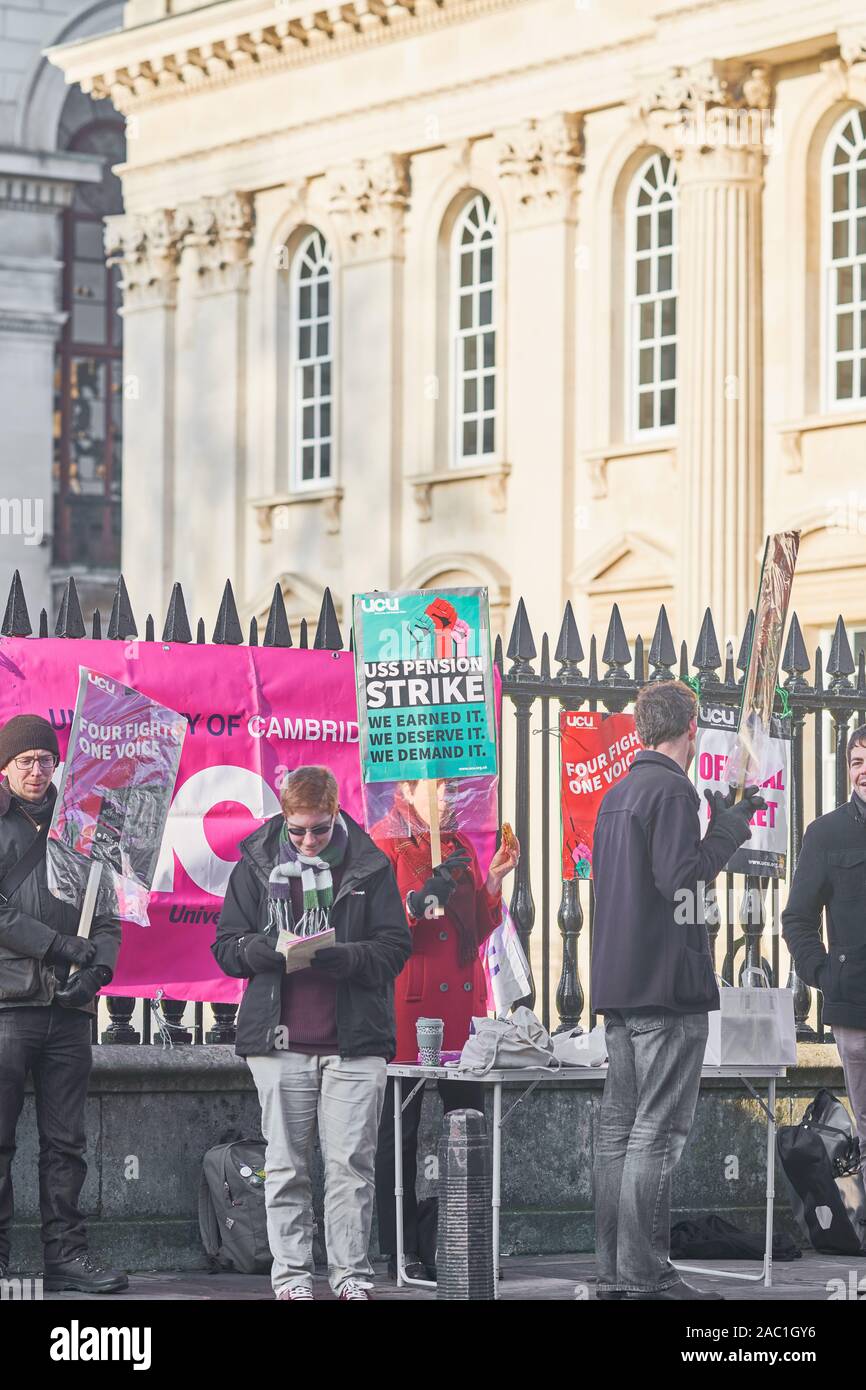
top-left (371, 777), bottom-right (519, 1279)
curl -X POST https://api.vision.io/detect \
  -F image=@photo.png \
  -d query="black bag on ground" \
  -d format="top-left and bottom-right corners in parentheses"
top-left (776, 1088), bottom-right (866, 1256)
top-left (670, 1214), bottom-right (801, 1261)
top-left (198, 1139), bottom-right (271, 1274)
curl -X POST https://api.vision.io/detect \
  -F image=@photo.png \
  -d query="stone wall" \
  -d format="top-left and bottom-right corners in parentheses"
top-left (8, 1045), bottom-right (844, 1272)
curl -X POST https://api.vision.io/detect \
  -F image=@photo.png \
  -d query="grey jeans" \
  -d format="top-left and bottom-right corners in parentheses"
top-left (834, 1025), bottom-right (866, 1188)
top-left (594, 1010), bottom-right (708, 1293)
top-left (247, 1051), bottom-right (386, 1296)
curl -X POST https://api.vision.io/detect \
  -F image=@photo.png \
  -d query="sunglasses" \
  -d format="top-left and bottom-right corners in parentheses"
top-left (14, 755), bottom-right (56, 773)
top-left (285, 819), bottom-right (334, 840)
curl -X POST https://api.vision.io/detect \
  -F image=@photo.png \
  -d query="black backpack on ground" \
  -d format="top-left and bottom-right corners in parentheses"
top-left (670, 1214), bottom-right (801, 1261)
top-left (776, 1088), bottom-right (866, 1256)
top-left (198, 1139), bottom-right (271, 1274)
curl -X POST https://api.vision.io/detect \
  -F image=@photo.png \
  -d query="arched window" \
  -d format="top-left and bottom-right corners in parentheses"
top-left (291, 230), bottom-right (333, 489)
top-left (627, 153), bottom-right (677, 436)
top-left (452, 194), bottom-right (497, 465)
top-left (53, 89), bottom-right (125, 568)
top-left (824, 109), bottom-right (866, 408)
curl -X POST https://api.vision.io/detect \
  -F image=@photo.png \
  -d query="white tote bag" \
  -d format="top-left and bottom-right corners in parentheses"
top-left (704, 971), bottom-right (797, 1067)
top-left (457, 1007), bottom-right (559, 1074)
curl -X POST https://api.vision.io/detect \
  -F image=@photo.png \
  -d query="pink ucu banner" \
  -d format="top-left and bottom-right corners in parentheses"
top-left (0, 638), bottom-right (364, 1002)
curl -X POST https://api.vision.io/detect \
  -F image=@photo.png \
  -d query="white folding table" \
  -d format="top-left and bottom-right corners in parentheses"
top-left (387, 1061), bottom-right (787, 1298)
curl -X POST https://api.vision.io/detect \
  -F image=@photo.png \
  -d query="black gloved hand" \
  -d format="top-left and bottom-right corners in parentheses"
top-left (243, 934), bottom-right (285, 974)
top-left (703, 787), bottom-right (734, 820)
top-left (310, 945), bottom-right (355, 980)
top-left (45, 933), bottom-right (97, 968)
top-left (406, 849), bottom-right (472, 919)
top-left (54, 964), bottom-right (112, 1009)
top-left (709, 785), bottom-right (768, 848)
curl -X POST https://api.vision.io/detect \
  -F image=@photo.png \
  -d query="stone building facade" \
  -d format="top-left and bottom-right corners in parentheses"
top-left (43, 0), bottom-right (866, 663)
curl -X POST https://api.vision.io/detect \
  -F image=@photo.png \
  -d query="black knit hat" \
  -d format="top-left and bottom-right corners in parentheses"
top-left (0, 715), bottom-right (59, 772)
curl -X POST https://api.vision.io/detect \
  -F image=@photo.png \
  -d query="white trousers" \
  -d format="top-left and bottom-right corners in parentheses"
top-left (247, 1050), bottom-right (386, 1295)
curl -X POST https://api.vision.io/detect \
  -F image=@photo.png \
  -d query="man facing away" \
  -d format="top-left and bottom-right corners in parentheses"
top-left (590, 680), bottom-right (765, 1301)
top-left (783, 722), bottom-right (866, 1194)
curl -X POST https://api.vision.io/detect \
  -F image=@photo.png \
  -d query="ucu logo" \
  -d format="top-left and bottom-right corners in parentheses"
top-left (153, 765), bottom-right (280, 899)
top-left (701, 705), bottom-right (736, 728)
top-left (567, 715), bottom-right (595, 728)
top-left (360, 597), bottom-right (399, 613)
top-left (87, 673), bottom-right (117, 694)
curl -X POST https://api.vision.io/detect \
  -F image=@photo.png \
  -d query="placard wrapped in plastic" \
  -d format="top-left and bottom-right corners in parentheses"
top-left (47, 667), bottom-right (186, 926)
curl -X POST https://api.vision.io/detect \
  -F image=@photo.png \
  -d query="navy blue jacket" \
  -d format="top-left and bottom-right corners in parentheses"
top-left (590, 751), bottom-right (746, 1014)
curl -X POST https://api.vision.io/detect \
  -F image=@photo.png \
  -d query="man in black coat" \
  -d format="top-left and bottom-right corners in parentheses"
top-left (782, 722), bottom-right (866, 1189)
top-left (591, 680), bottom-right (764, 1302)
top-left (0, 715), bottom-right (126, 1292)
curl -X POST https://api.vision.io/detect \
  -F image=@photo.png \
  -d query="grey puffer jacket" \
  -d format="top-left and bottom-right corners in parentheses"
top-left (0, 780), bottom-right (122, 1012)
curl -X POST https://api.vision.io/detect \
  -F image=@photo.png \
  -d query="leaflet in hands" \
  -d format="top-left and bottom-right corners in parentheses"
top-left (275, 927), bottom-right (336, 974)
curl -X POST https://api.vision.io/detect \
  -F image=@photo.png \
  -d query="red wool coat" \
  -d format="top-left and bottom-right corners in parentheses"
top-left (370, 798), bottom-right (502, 1061)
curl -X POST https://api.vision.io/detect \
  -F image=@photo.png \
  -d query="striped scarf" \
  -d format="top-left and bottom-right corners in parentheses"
top-left (267, 813), bottom-right (349, 937)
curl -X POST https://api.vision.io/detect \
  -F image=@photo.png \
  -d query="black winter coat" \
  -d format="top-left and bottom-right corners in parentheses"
top-left (781, 796), bottom-right (866, 1029)
top-left (590, 751), bottom-right (748, 1014)
top-left (213, 810), bottom-right (411, 1058)
top-left (0, 781), bottom-right (121, 1011)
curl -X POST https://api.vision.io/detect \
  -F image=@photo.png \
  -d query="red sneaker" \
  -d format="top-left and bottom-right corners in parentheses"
top-left (338, 1280), bottom-right (373, 1301)
top-left (276, 1284), bottom-right (314, 1301)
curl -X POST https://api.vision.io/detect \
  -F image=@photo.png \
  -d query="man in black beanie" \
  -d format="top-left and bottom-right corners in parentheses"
top-left (0, 714), bottom-right (127, 1292)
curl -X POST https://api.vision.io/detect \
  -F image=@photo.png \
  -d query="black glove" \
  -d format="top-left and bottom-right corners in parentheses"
top-left (703, 787), bottom-right (734, 820)
top-left (310, 945), bottom-right (356, 980)
top-left (45, 933), bottom-right (97, 968)
top-left (709, 785), bottom-right (768, 848)
top-left (54, 964), bottom-right (112, 1009)
top-left (406, 849), bottom-right (472, 919)
top-left (243, 934), bottom-right (285, 974)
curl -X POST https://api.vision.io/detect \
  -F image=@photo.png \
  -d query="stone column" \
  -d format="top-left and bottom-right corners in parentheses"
top-left (639, 62), bottom-right (772, 644)
top-left (326, 155), bottom-right (409, 596)
top-left (106, 209), bottom-right (182, 623)
top-left (496, 114), bottom-right (582, 629)
top-left (173, 192), bottom-right (254, 611)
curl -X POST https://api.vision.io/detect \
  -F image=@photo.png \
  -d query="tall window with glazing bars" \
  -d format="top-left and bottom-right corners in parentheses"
top-left (628, 153), bottom-right (677, 436)
top-left (452, 194), bottom-right (497, 464)
top-left (292, 230), bottom-right (333, 488)
top-left (825, 108), bottom-right (866, 408)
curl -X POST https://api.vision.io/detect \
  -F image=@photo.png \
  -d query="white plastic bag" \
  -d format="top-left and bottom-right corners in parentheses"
top-left (704, 972), bottom-right (796, 1067)
top-left (553, 1024), bottom-right (608, 1068)
top-left (457, 1006), bottom-right (559, 1074)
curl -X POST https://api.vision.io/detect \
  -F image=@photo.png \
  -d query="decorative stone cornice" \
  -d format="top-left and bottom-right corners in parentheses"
top-left (252, 488), bottom-right (343, 540)
top-left (0, 310), bottom-right (67, 339)
top-left (105, 210), bottom-right (183, 309)
top-left (0, 175), bottom-right (75, 212)
top-left (633, 59), bottom-right (775, 158)
top-left (496, 113), bottom-right (583, 225)
top-left (821, 28), bottom-right (866, 103)
top-left (326, 155), bottom-right (409, 260)
top-left (48, 0), bottom-right (528, 115)
top-left (407, 462), bottom-right (511, 522)
top-left (176, 191), bottom-right (255, 292)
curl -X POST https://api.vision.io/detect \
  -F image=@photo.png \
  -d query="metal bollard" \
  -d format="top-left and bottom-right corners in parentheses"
top-left (436, 1108), bottom-right (494, 1300)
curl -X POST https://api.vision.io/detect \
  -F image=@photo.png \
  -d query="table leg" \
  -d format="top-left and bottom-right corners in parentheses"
top-left (764, 1078), bottom-right (776, 1290)
top-left (394, 1076), bottom-right (405, 1288)
top-left (492, 1081), bottom-right (501, 1300)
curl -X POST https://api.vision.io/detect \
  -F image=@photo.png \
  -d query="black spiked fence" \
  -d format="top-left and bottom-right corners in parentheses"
top-left (2, 569), bottom-right (863, 1045)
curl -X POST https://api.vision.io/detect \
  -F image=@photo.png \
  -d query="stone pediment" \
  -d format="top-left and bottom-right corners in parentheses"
top-left (570, 531), bottom-right (674, 594)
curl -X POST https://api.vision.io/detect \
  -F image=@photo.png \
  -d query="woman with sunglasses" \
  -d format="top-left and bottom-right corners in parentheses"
top-left (370, 777), bottom-right (519, 1280)
top-left (214, 765), bottom-right (410, 1302)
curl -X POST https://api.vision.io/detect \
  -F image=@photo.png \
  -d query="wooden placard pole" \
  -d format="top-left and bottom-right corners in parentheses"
top-left (68, 859), bottom-right (103, 978)
top-left (425, 776), bottom-right (445, 917)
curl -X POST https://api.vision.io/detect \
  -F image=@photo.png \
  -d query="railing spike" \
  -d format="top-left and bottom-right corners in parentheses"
top-left (162, 582), bottom-right (193, 644)
top-left (54, 577), bottom-right (86, 639)
top-left (314, 587), bottom-right (343, 650)
top-left (1, 569), bottom-right (32, 637)
top-left (212, 580), bottom-right (243, 645)
top-left (299, 617), bottom-right (309, 649)
top-left (264, 584), bottom-right (292, 648)
top-left (554, 600), bottom-right (584, 668)
top-left (782, 612), bottom-right (810, 691)
top-left (827, 614), bottom-right (855, 689)
top-left (540, 631), bottom-right (551, 681)
top-left (249, 616), bottom-right (259, 646)
top-left (648, 604), bottom-right (676, 679)
top-left (196, 618), bottom-right (206, 645)
top-left (91, 610), bottom-right (102, 640)
top-left (693, 607), bottom-right (722, 683)
top-left (107, 574), bottom-right (138, 641)
top-left (506, 597), bottom-right (537, 673)
top-left (736, 609), bottom-right (755, 675)
top-left (39, 608), bottom-right (48, 638)
top-left (145, 614), bottom-right (155, 643)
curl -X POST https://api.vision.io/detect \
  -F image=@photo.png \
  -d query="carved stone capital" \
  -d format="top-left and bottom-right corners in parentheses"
top-left (821, 29), bottom-right (866, 102)
top-left (326, 154), bottom-right (410, 260)
top-left (177, 191), bottom-right (255, 292)
top-left (496, 113), bottom-right (583, 224)
top-left (105, 209), bottom-right (183, 309)
top-left (633, 60), bottom-right (776, 160)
